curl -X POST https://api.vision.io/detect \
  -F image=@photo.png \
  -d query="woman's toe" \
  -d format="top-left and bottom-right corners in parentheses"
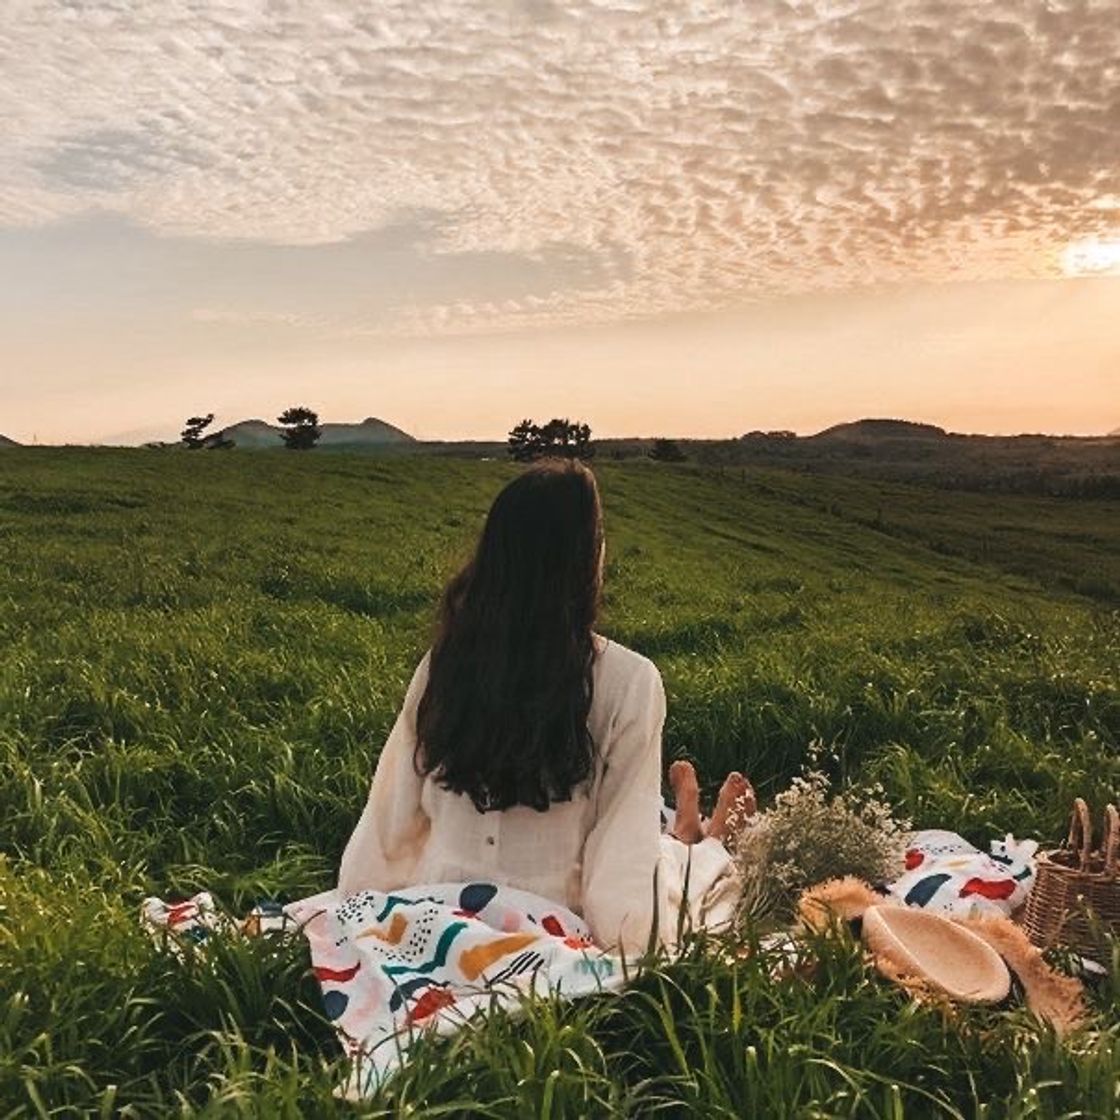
top-left (708, 772), bottom-right (755, 841)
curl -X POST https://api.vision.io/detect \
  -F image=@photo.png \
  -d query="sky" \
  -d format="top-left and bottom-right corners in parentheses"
top-left (1, 0), bottom-right (1118, 445)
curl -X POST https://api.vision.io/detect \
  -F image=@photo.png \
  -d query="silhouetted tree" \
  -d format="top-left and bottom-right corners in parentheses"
top-left (741, 430), bottom-right (796, 441)
top-left (506, 418), bottom-right (594, 461)
top-left (649, 438), bottom-right (686, 462)
top-left (278, 407), bottom-right (321, 450)
top-left (538, 418), bottom-right (571, 455)
top-left (181, 413), bottom-right (214, 450)
top-left (507, 419), bottom-right (539, 462)
top-left (538, 418), bottom-right (593, 460)
top-left (571, 421), bottom-right (594, 460)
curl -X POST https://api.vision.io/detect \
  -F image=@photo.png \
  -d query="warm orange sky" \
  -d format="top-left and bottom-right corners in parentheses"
top-left (1, 1), bottom-right (1119, 444)
top-left (4, 272), bottom-right (1119, 444)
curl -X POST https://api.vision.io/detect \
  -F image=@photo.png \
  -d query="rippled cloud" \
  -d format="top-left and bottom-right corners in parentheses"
top-left (2, 0), bottom-right (1118, 333)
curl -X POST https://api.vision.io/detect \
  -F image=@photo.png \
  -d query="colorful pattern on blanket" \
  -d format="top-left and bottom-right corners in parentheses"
top-left (141, 893), bottom-right (294, 953)
top-left (887, 830), bottom-right (1038, 918)
top-left (286, 882), bottom-right (624, 1098)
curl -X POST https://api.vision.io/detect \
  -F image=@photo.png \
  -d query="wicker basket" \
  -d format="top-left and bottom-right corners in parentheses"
top-left (1023, 799), bottom-right (1119, 961)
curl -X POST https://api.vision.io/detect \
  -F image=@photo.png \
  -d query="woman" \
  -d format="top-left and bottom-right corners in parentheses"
top-left (338, 459), bottom-right (750, 954)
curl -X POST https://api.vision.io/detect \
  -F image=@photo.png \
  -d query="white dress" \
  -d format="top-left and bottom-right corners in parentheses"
top-left (337, 634), bottom-right (737, 955)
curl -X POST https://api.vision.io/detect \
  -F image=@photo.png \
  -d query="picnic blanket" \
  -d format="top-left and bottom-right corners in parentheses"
top-left (141, 893), bottom-right (295, 947)
top-left (141, 829), bottom-right (1037, 1098)
top-left (888, 830), bottom-right (1038, 918)
top-left (143, 882), bottom-right (627, 1098)
top-left (289, 882), bottom-right (626, 1097)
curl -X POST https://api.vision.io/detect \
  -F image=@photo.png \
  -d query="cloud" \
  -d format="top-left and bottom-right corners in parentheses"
top-left (0, 209), bottom-right (620, 336)
top-left (1, 0), bottom-right (1118, 332)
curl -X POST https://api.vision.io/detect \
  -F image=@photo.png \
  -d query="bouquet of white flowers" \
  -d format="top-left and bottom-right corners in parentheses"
top-left (732, 760), bottom-right (910, 925)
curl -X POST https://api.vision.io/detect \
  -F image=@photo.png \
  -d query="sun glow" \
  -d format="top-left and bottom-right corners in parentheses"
top-left (1062, 237), bottom-right (1120, 276)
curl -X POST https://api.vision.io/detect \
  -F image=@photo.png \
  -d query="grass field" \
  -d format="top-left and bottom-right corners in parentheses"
top-left (0, 449), bottom-right (1117, 1117)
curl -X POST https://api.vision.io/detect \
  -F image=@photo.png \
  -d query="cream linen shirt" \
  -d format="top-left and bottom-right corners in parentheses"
top-left (337, 633), bottom-right (673, 954)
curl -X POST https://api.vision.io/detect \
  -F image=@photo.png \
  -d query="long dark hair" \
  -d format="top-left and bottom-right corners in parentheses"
top-left (415, 459), bottom-right (604, 812)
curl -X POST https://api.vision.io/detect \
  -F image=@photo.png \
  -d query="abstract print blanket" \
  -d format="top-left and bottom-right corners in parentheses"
top-left (292, 883), bottom-right (626, 1098)
top-left (887, 830), bottom-right (1038, 918)
top-left (144, 883), bottom-right (626, 1099)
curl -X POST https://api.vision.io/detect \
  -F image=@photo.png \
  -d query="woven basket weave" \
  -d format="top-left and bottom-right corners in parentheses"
top-left (1023, 799), bottom-right (1119, 961)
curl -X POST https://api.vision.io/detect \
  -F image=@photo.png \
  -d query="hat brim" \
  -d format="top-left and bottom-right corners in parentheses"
top-left (862, 905), bottom-right (1011, 1004)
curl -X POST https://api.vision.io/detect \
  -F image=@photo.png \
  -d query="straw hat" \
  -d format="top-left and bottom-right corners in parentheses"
top-left (861, 905), bottom-right (1010, 1003)
top-left (798, 877), bottom-right (1086, 1032)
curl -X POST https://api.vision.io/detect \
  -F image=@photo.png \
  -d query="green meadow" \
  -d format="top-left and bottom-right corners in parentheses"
top-left (0, 449), bottom-right (1117, 1117)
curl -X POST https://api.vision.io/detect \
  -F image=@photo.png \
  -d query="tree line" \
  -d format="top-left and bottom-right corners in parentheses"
top-left (181, 408), bottom-right (321, 450)
top-left (182, 410), bottom-right (691, 464)
top-left (506, 420), bottom-right (688, 463)
top-left (507, 418), bottom-right (593, 461)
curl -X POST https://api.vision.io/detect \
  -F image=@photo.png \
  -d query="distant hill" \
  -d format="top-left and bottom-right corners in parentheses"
top-left (670, 419), bottom-right (1120, 499)
top-left (1109, 427), bottom-right (1120, 437)
top-left (206, 417), bottom-right (415, 449)
top-left (0, 434), bottom-right (19, 448)
top-left (204, 419), bottom-right (278, 448)
top-left (811, 418), bottom-right (949, 441)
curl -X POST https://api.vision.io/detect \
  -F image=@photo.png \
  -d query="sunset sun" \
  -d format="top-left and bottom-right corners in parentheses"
top-left (1062, 236), bottom-right (1120, 276)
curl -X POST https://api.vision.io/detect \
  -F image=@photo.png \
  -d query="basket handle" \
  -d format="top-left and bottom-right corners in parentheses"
top-left (1067, 798), bottom-right (1093, 871)
top-left (1102, 804), bottom-right (1118, 876)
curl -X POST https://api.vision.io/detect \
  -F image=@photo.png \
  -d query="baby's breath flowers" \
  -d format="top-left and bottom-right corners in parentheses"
top-left (732, 755), bottom-right (910, 925)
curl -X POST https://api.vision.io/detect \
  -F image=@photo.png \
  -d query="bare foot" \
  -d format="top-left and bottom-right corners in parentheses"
top-left (668, 760), bottom-right (704, 844)
top-left (706, 772), bottom-right (755, 843)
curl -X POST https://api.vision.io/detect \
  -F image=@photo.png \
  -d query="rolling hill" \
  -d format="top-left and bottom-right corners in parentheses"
top-left (810, 418), bottom-right (949, 441)
top-left (685, 422), bottom-right (1120, 498)
top-left (206, 416), bottom-right (414, 449)
top-left (0, 434), bottom-right (19, 447)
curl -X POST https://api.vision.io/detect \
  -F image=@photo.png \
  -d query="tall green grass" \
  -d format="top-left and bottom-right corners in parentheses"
top-left (0, 450), bottom-right (1116, 1116)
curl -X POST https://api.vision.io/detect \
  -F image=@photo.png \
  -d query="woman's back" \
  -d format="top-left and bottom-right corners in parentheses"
top-left (338, 633), bottom-right (668, 951)
top-left (338, 460), bottom-right (679, 952)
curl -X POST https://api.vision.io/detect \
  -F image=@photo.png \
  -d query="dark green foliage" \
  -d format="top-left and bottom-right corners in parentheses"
top-left (277, 407), bottom-right (321, 450)
top-left (507, 418), bottom-right (539, 462)
top-left (181, 413), bottom-right (214, 450)
top-left (649, 438), bottom-right (687, 463)
top-left (506, 418), bottom-right (593, 461)
top-left (0, 450), bottom-right (1116, 1115)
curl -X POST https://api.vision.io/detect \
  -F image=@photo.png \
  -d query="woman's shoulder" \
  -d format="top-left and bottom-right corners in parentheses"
top-left (590, 635), bottom-right (665, 748)
top-left (591, 633), bottom-right (663, 691)
top-left (400, 649), bottom-right (433, 709)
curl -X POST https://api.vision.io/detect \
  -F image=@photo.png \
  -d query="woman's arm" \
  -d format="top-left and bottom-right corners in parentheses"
top-left (337, 652), bottom-right (432, 897)
top-left (580, 659), bottom-right (672, 955)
